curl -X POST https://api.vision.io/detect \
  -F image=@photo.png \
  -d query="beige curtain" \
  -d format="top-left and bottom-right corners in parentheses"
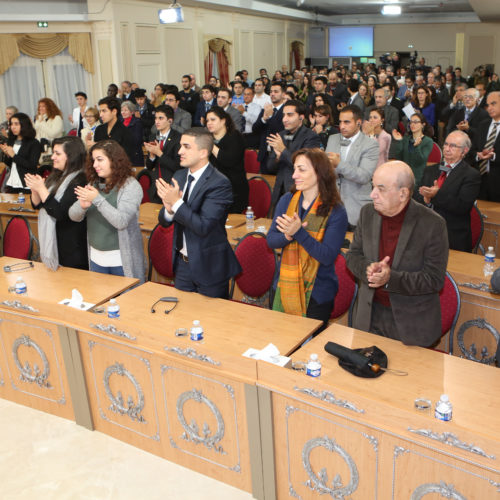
top-left (204, 38), bottom-right (232, 62)
top-left (0, 33), bottom-right (94, 75)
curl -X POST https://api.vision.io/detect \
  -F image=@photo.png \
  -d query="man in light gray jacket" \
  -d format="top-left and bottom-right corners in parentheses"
top-left (326, 105), bottom-right (379, 229)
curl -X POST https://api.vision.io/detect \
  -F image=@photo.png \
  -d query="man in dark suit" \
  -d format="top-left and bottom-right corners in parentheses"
top-left (446, 88), bottom-right (489, 138)
top-left (120, 81), bottom-right (136, 104)
top-left (475, 82), bottom-right (488, 109)
top-left (266, 100), bottom-right (321, 208)
top-left (364, 88), bottom-right (399, 134)
top-left (179, 74), bottom-right (199, 117)
top-left (134, 89), bottom-right (155, 140)
top-left (193, 85), bottom-right (216, 127)
top-left (346, 79), bottom-right (365, 114)
top-left (305, 76), bottom-right (336, 111)
top-left (327, 71), bottom-right (350, 108)
top-left (382, 82), bottom-right (404, 119)
top-left (144, 104), bottom-right (181, 203)
top-left (156, 127), bottom-right (241, 298)
top-left (93, 97), bottom-right (134, 161)
top-left (418, 131), bottom-right (481, 252)
top-left (164, 90), bottom-right (192, 134)
top-left (468, 91), bottom-right (500, 201)
top-left (252, 82), bottom-right (286, 174)
top-left (346, 161), bottom-right (448, 347)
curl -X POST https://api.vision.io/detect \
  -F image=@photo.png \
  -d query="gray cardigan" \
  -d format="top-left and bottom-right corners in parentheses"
top-left (69, 177), bottom-right (146, 282)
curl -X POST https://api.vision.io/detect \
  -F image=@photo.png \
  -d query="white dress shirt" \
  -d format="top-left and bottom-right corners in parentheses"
top-left (243, 102), bottom-right (261, 133)
top-left (253, 93), bottom-right (272, 108)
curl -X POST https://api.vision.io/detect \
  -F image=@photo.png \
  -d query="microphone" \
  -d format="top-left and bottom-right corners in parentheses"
top-left (4, 261), bottom-right (34, 272)
top-left (151, 296), bottom-right (179, 314)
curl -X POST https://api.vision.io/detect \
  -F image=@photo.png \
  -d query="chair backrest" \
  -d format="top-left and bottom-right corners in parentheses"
top-left (427, 142), bottom-right (442, 164)
top-left (330, 252), bottom-right (357, 324)
top-left (67, 129), bottom-right (78, 137)
top-left (148, 223), bottom-right (175, 281)
top-left (3, 216), bottom-right (33, 259)
top-left (231, 232), bottom-right (276, 303)
top-left (470, 202), bottom-right (484, 254)
top-left (38, 165), bottom-right (52, 179)
top-left (244, 149), bottom-right (260, 174)
top-left (398, 121), bottom-right (406, 135)
top-left (439, 272), bottom-right (461, 350)
top-left (136, 169), bottom-right (153, 204)
top-left (247, 176), bottom-right (272, 219)
top-left (0, 168), bottom-right (6, 189)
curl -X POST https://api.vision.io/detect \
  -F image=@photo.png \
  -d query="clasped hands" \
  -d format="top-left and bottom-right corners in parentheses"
top-left (266, 133), bottom-right (285, 156)
top-left (24, 173), bottom-right (45, 193)
top-left (366, 256), bottom-right (391, 288)
top-left (74, 184), bottom-right (99, 209)
top-left (477, 147), bottom-right (494, 161)
top-left (143, 140), bottom-right (162, 158)
top-left (0, 143), bottom-right (15, 158)
top-left (418, 180), bottom-right (439, 204)
top-left (276, 213), bottom-right (307, 241)
top-left (156, 178), bottom-right (182, 213)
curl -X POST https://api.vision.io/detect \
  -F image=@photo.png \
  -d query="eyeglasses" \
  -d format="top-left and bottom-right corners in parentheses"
top-left (410, 120), bottom-right (421, 124)
top-left (463, 95), bottom-right (475, 100)
top-left (443, 142), bottom-right (464, 149)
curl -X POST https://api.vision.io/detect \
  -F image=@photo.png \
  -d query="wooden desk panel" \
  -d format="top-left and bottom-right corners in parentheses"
top-left (477, 200), bottom-right (500, 255)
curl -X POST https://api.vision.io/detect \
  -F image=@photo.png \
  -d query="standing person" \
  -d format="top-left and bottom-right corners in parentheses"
top-left (25, 136), bottom-right (88, 270)
top-left (390, 111), bottom-right (434, 187)
top-left (206, 106), bottom-right (249, 213)
top-left (238, 86), bottom-right (261, 148)
top-left (34, 98), bottom-right (64, 147)
top-left (411, 85), bottom-right (436, 129)
top-left (156, 127), bottom-right (241, 298)
top-left (120, 101), bottom-right (144, 167)
top-left (0, 113), bottom-right (42, 193)
top-left (69, 140), bottom-right (145, 281)
top-left (134, 89), bottom-right (155, 140)
top-left (363, 108), bottom-right (391, 167)
top-left (252, 78), bottom-right (272, 108)
top-left (81, 108), bottom-right (99, 148)
top-left (309, 104), bottom-right (339, 149)
top-left (68, 92), bottom-right (88, 137)
top-left (193, 85), bottom-right (216, 127)
top-left (267, 148), bottom-right (347, 332)
top-left (0, 105), bottom-right (18, 139)
top-left (179, 74), bottom-right (200, 118)
top-left (151, 83), bottom-right (167, 108)
top-left (164, 90), bottom-right (192, 133)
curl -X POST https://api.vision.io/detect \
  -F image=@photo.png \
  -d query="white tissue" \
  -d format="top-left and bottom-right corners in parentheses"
top-left (58, 288), bottom-right (95, 310)
top-left (242, 343), bottom-right (291, 367)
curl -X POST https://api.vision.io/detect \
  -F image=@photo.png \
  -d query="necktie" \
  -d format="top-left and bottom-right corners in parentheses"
top-left (465, 109), bottom-right (470, 121)
top-left (340, 138), bottom-right (351, 161)
top-left (437, 164), bottom-right (451, 187)
top-left (176, 174), bottom-right (195, 252)
top-left (205, 103), bottom-right (210, 112)
top-left (272, 107), bottom-right (278, 117)
top-left (159, 138), bottom-right (166, 150)
top-left (245, 104), bottom-right (248, 111)
top-left (479, 122), bottom-right (498, 175)
top-left (340, 139), bottom-right (351, 147)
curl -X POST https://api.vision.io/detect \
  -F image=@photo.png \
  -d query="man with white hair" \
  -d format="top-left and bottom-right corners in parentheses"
top-left (418, 130), bottom-right (481, 252)
top-left (364, 88), bottom-right (399, 133)
top-left (446, 87), bottom-right (489, 137)
top-left (347, 160), bottom-right (448, 346)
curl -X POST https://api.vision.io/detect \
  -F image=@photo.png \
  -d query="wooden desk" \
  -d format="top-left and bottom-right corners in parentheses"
top-left (227, 218), bottom-right (272, 246)
top-left (246, 173), bottom-right (275, 190)
top-left (257, 323), bottom-right (500, 499)
top-left (477, 200), bottom-right (500, 255)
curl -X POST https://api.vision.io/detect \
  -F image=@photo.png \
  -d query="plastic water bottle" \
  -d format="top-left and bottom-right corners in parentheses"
top-left (18, 192), bottom-right (25, 204)
top-left (483, 246), bottom-right (496, 277)
top-left (15, 276), bottom-right (27, 295)
top-left (306, 354), bottom-right (321, 377)
top-left (434, 394), bottom-right (453, 421)
top-left (107, 298), bottom-right (120, 318)
top-left (190, 320), bottom-right (204, 341)
top-left (245, 206), bottom-right (255, 230)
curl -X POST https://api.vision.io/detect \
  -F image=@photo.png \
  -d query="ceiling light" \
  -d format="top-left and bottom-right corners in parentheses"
top-left (158, 2), bottom-right (184, 24)
top-left (381, 5), bottom-right (401, 15)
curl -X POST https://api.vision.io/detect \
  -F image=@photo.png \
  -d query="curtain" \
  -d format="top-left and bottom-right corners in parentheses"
top-left (291, 41), bottom-right (304, 71)
top-left (204, 38), bottom-right (231, 86)
top-left (0, 33), bottom-right (94, 75)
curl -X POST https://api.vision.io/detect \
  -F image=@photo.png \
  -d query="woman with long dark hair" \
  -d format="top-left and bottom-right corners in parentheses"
top-left (25, 136), bottom-right (88, 270)
top-left (69, 140), bottom-right (145, 281)
top-left (267, 148), bottom-right (348, 332)
top-left (205, 106), bottom-right (249, 213)
top-left (0, 112), bottom-right (42, 193)
top-left (411, 85), bottom-right (436, 128)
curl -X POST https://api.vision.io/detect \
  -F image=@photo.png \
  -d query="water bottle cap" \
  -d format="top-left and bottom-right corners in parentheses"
top-left (488, 246), bottom-right (494, 251)
top-left (247, 206), bottom-right (252, 210)
top-left (310, 353), bottom-right (318, 361)
top-left (193, 320), bottom-right (200, 326)
top-left (16, 276), bottom-right (22, 282)
top-left (110, 298), bottom-right (117, 304)
top-left (440, 394), bottom-right (449, 402)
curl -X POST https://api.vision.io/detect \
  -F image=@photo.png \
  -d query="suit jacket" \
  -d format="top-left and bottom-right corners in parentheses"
top-left (417, 160), bottom-right (481, 252)
top-left (364, 105), bottom-right (399, 134)
top-left (252, 105), bottom-right (285, 169)
top-left (145, 129), bottom-right (181, 202)
top-left (158, 164), bottom-right (241, 288)
top-left (4, 137), bottom-right (42, 188)
top-left (225, 105), bottom-right (244, 132)
top-left (326, 132), bottom-right (379, 226)
top-left (389, 97), bottom-right (404, 119)
top-left (346, 200), bottom-right (449, 346)
top-left (268, 126), bottom-right (321, 207)
top-left (468, 119), bottom-right (500, 201)
top-left (348, 94), bottom-right (366, 114)
top-left (193, 98), bottom-right (216, 127)
top-left (179, 89), bottom-right (200, 116)
top-left (172, 107), bottom-right (192, 134)
top-left (446, 106), bottom-right (489, 139)
top-left (138, 102), bottom-right (155, 140)
top-left (328, 83), bottom-right (350, 107)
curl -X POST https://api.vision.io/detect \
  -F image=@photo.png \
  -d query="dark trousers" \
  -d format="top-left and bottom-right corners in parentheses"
top-left (369, 301), bottom-right (400, 341)
top-left (174, 255), bottom-right (229, 299)
top-left (307, 296), bottom-right (334, 337)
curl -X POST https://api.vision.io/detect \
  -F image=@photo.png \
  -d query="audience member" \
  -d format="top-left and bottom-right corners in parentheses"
top-left (446, 87), bottom-right (489, 138)
top-left (215, 88), bottom-right (244, 132)
top-left (81, 107), bottom-right (100, 148)
top-left (179, 74), bottom-right (200, 116)
top-left (120, 100), bottom-right (144, 167)
top-left (34, 98), bottom-right (64, 146)
top-left (193, 84), bottom-right (216, 126)
top-left (364, 88), bottom-right (399, 133)
top-left (134, 89), bottom-right (155, 140)
top-left (363, 108), bottom-right (391, 167)
top-left (238, 86), bottom-right (261, 148)
top-left (68, 92), bottom-right (88, 137)
top-left (151, 83), bottom-right (167, 108)
top-left (164, 90), bottom-right (192, 133)
top-left (309, 104), bottom-right (338, 149)
top-left (252, 78), bottom-right (272, 108)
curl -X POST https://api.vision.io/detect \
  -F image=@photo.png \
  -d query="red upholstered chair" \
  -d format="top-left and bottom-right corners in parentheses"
top-left (0, 168), bottom-right (6, 189)
top-left (244, 149), bottom-right (260, 174)
top-left (398, 121), bottom-right (406, 135)
top-left (427, 142), bottom-right (442, 164)
top-left (3, 216), bottom-right (36, 259)
top-left (330, 252), bottom-right (357, 325)
top-left (148, 223), bottom-right (175, 283)
top-left (438, 271), bottom-right (461, 354)
top-left (67, 129), bottom-right (78, 137)
top-left (136, 169), bottom-right (153, 204)
top-left (247, 176), bottom-right (272, 219)
top-left (229, 232), bottom-right (277, 307)
top-left (470, 202), bottom-right (484, 254)
top-left (37, 165), bottom-right (52, 179)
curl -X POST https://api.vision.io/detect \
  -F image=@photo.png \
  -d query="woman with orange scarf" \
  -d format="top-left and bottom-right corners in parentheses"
top-left (267, 148), bottom-right (348, 334)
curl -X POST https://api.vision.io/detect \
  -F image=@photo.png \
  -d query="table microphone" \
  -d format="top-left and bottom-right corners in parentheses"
top-left (151, 296), bottom-right (178, 314)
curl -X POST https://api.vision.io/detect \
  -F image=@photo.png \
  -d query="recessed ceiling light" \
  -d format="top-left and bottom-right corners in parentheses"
top-left (381, 5), bottom-right (402, 15)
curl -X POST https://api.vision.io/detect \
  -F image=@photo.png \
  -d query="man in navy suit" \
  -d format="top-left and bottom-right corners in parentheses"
top-left (156, 127), bottom-right (241, 298)
top-left (193, 85), bottom-right (216, 127)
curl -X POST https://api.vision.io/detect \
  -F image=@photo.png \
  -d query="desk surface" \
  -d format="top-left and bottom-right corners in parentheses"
top-left (101, 281), bottom-right (321, 357)
top-left (227, 218), bottom-right (272, 244)
top-left (287, 323), bottom-right (500, 442)
top-left (0, 257), bottom-right (139, 306)
top-left (246, 173), bottom-right (275, 189)
top-left (0, 194), bottom-right (37, 217)
top-left (447, 249), bottom-right (499, 288)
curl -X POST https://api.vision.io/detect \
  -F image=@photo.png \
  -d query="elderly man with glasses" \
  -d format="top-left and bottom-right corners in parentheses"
top-left (446, 88), bottom-right (489, 138)
top-left (418, 130), bottom-right (481, 252)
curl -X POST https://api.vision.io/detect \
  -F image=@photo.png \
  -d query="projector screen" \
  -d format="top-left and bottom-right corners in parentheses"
top-left (329, 26), bottom-right (374, 57)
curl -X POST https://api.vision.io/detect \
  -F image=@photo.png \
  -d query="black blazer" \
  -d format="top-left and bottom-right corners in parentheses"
top-left (209, 131), bottom-right (249, 213)
top-left (193, 98), bottom-right (216, 127)
top-left (139, 102), bottom-right (155, 140)
top-left (158, 164), bottom-right (241, 290)
top-left (94, 121), bottom-right (134, 163)
top-left (179, 89), bottom-right (200, 116)
top-left (32, 171), bottom-right (88, 269)
top-left (418, 160), bottom-right (481, 252)
top-left (124, 116), bottom-right (145, 166)
top-left (4, 137), bottom-right (42, 188)
top-left (446, 106), bottom-right (489, 138)
top-left (252, 105), bottom-right (285, 165)
top-left (145, 129), bottom-right (181, 203)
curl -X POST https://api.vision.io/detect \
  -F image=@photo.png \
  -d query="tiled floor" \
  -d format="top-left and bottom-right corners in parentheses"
top-left (0, 398), bottom-right (254, 500)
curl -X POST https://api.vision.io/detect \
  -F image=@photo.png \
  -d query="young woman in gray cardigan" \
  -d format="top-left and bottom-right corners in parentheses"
top-left (69, 140), bottom-right (146, 282)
